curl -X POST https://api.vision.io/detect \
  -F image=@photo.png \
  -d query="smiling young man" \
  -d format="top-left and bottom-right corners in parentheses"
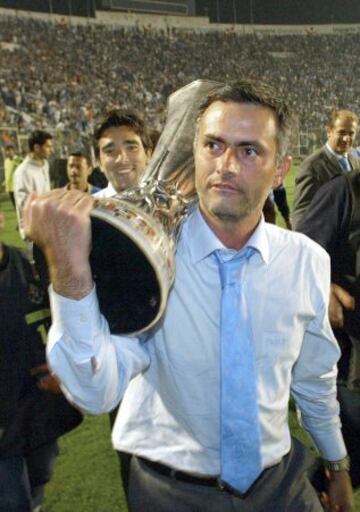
top-left (24, 81), bottom-right (352, 511)
top-left (292, 110), bottom-right (359, 229)
top-left (93, 110), bottom-right (153, 198)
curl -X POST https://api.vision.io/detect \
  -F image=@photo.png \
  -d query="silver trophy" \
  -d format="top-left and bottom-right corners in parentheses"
top-left (90, 79), bottom-right (221, 335)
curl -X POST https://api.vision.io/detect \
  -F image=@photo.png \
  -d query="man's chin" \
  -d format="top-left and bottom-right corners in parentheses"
top-left (109, 172), bottom-right (138, 193)
top-left (336, 146), bottom-right (350, 154)
top-left (210, 205), bottom-right (249, 223)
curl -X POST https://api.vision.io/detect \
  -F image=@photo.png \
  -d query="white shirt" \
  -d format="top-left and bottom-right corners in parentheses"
top-left (47, 207), bottom-right (346, 476)
top-left (14, 156), bottom-right (50, 239)
top-left (93, 182), bottom-right (117, 199)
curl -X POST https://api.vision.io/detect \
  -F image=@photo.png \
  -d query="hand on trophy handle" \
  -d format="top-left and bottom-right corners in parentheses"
top-left (24, 189), bottom-right (95, 300)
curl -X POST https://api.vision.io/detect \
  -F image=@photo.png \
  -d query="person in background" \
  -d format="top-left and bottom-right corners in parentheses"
top-left (14, 130), bottom-right (53, 240)
top-left (91, 110), bottom-right (154, 490)
top-left (93, 110), bottom-right (153, 198)
top-left (65, 147), bottom-right (100, 195)
top-left (0, 208), bottom-right (82, 512)
top-left (297, 169), bottom-right (360, 492)
top-left (292, 110), bottom-right (359, 229)
top-left (3, 144), bottom-right (22, 209)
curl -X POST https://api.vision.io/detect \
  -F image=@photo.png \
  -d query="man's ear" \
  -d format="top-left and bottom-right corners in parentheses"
top-left (273, 155), bottom-right (292, 189)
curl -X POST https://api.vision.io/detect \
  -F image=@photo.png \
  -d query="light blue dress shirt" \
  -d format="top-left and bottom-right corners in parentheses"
top-left (47, 206), bottom-right (346, 476)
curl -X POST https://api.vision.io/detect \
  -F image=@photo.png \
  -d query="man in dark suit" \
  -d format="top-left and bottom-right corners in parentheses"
top-left (292, 110), bottom-right (359, 229)
top-left (296, 169), bottom-right (360, 490)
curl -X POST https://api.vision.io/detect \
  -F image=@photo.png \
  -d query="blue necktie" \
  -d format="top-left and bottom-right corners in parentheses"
top-left (215, 247), bottom-right (262, 494)
top-left (339, 156), bottom-right (351, 172)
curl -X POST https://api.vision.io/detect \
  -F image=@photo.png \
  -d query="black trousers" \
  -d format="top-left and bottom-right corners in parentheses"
top-left (0, 441), bottom-right (58, 512)
top-left (126, 438), bottom-right (322, 512)
top-left (333, 330), bottom-right (360, 489)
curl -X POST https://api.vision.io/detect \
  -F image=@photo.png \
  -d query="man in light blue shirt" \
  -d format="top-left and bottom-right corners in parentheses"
top-left (25, 81), bottom-right (353, 511)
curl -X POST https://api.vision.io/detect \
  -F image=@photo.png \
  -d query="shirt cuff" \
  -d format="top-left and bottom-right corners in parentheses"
top-left (311, 427), bottom-right (348, 462)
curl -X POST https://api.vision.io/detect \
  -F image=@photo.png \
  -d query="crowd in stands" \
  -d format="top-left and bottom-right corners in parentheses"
top-left (0, 14), bottom-right (359, 143)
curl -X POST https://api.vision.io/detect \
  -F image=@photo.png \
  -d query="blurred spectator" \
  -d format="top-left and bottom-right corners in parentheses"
top-left (14, 130), bottom-right (53, 239)
top-left (3, 144), bottom-right (22, 209)
top-left (65, 147), bottom-right (100, 194)
top-left (296, 170), bottom-right (360, 489)
top-left (0, 208), bottom-right (83, 512)
top-left (292, 110), bottom-right (360, 228)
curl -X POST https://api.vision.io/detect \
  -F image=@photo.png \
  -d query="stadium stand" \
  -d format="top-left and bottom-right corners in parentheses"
top-left (0, 12), bottom-right (359, 154)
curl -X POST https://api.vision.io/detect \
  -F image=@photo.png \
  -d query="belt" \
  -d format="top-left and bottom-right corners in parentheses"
top-left (139, 457), bottom-right (246, 498)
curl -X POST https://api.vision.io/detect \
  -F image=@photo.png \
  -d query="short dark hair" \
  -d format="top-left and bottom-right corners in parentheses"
top-left (93, 110), bottom-right (152, 158)
top-left (28, 130), bottom-right (53, 152)
top-left (327, 110), bottom-right (359, 129)
top-left (196, 80), bottom-right (294, 162)
top-left (68, 146), bottom-right (92, 166)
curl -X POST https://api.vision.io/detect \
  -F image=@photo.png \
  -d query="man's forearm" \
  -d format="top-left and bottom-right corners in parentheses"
top-left (49, 258), bottom-right (93, 300)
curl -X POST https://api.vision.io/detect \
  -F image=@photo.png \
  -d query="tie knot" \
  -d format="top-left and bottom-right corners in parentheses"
top-left (339, 156), bottom-right (350, 172)
top-left (215, 247), bottom-right (255, 287)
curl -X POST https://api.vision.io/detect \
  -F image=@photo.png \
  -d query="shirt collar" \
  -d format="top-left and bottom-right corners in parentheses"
top-left (187, 206), bottom-right (269, 265)
top-left (326, 142), bottom-right (348, 160)
top-left (106, 183), bottom-right (117, 195)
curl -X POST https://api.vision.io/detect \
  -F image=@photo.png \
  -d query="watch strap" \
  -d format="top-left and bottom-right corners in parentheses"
top-left (323, 455), bottom-right (350, 472)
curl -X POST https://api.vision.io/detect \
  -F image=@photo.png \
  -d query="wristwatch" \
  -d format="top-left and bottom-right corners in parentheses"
top-left (323, 456), bottom-right (350, 472)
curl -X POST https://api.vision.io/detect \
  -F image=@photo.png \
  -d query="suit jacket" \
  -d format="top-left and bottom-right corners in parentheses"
top-left (291, 145), bottom-right (360, 229)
